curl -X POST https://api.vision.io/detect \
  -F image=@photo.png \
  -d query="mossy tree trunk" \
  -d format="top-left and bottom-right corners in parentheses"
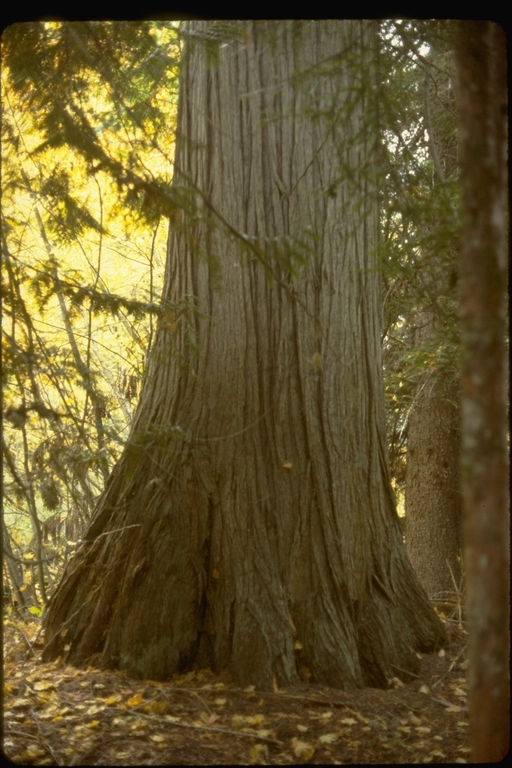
top-left (42, 20), bottom-right (444, 690)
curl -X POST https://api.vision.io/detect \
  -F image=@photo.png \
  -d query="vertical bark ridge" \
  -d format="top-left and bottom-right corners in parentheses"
top-left (43, 20), bottom-right (444, 690)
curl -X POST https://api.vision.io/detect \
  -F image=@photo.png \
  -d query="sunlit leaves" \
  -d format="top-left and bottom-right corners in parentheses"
top-left (3, 21), bottom-right (179, 227)
top-left (2, 21), bottom-right (180, 616)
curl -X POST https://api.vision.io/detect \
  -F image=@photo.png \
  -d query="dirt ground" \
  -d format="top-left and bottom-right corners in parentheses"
top-left (3, 612), bottom-right (469, 765)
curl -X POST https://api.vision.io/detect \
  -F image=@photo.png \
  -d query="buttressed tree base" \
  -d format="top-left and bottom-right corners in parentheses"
top-left (42, 20), bottom-right (445, 690)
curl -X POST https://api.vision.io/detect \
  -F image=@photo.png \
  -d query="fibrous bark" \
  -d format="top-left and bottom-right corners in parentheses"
top-left (43, 20), bottom-right (444, 690)
top-left (405, 344), bottom-right (462, 599)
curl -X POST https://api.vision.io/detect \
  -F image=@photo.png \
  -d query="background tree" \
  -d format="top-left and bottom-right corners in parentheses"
top-left (456, 20), bottom-right (509, 762)
top-left (402, 35), bottom-right (461, 602)
top-left (41, 19), bottom-right (444, 690)
top-left (378, 22), bottom-right (462, 600)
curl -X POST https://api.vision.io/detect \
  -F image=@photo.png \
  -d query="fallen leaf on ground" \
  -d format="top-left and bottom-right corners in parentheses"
top-left (292, 737), bottom-right (315, 759)
top-left (319, 733), bottom-right (337, 743)
top-left (126, 692), bottom-right (144, 707)
top-left (33, 680), bottom-right (55, 691)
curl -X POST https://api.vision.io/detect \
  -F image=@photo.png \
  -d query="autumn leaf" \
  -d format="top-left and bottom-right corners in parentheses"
top-left (247, 714), bottom-right (265, 726)
top-left (112, 717), bottom-right (126, 726)
top-left (72, 692), bottom-right (89, 702)
top-left (292, 737), bottom-right (315, 760)
top-left (249, 743), bottom-right (266, 763)
top-left (11, 699), bottom-right (32, 708)
top-left (200, 711), bottom-right (220, 724)
top-left (232, 714), bottom-right (245, 727)
top-left (33, 680), bottom-right (55, 691)
top-left (144, 699), bottom-right (166, 714)
top-left (126, 692), bottom-right (144, 707)
top-left (85, 704), bottom-right (104, 716)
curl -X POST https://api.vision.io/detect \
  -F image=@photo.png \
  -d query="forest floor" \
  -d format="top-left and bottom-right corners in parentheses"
top-left (3, 612), bottom-right (469, 765)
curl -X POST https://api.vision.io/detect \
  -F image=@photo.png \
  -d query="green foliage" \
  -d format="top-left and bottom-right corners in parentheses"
top-left (2, 21), bottom-right (181, 618)
top-left (2, 21), bottom-right (180, 227)
top-left (378, 21), bottom-right (461, 489)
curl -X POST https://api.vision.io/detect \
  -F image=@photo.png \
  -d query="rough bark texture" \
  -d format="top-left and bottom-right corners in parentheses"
top-left (405, 371), bottom-right (461, 599)
top-left (405, 49), bottom-right (462, 600)
top-left (42, 20), bottom-right (444, 691)
top-left (456, 21), bottom-right (509, 762)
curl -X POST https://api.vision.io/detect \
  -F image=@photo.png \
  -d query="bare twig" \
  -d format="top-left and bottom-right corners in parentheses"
top-left (430, 696), bottom-right (468, 712)
top-left (30, 706), bottom-right (64, 766)
top-left (119, 708), bottom-right (284, 745)
top-left (432, 642), bottom-right (469, 689)
top-left (391, 664), bottom-right (421, 679)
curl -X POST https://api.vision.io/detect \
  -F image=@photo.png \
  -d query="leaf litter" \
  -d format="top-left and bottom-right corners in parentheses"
top-left (3, 614), bottom-right (469, 764)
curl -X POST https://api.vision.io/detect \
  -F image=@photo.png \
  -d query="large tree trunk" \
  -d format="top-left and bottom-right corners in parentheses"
top-left (42, 20), bottom-right (444, 691)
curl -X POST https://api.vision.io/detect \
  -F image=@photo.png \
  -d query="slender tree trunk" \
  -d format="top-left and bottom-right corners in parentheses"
top-left (405, 46), bottom-right (462, 601)
top-left (43, 20), bottom-right (444, 691)
top-left (456, 21), bottom-right (509, 763)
